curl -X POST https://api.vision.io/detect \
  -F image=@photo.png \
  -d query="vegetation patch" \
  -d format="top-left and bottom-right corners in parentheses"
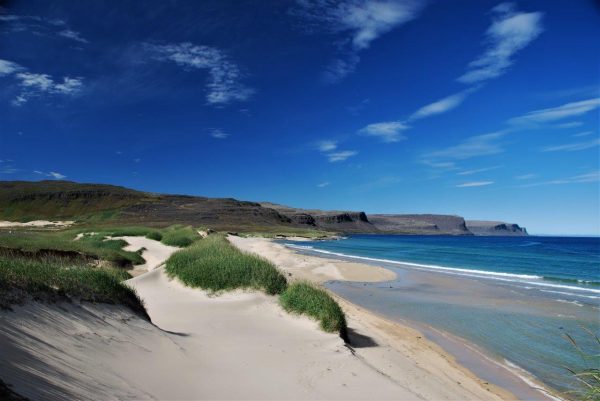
top-left (165, 234), bottom-right (287, 295)
top-left (0, 252), bottom-right (148, 319)
top-left (280, 282), bottom-right (347, 339)
top-left (0, 230), bottom-right (145, 267)
top-left (159, 225), bottom-right (199, 247)
top-left (145, 230), bottom-right (163, 241)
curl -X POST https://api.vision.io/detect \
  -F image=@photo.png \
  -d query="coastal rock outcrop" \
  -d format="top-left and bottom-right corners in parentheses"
top-left (466, 221), bottom-right (528, 236)
top-left (369, 214), bottom-right (472, 235)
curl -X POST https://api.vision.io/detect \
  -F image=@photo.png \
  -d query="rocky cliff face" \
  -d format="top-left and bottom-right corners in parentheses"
top-left (0, 181), bottom-right (529, 235)
top-left (466, 221), bottom-right (528, 236)
top-left (259, 203), bottom-right (377, 233)
top-left (369, 214), bottom-right (472, 235)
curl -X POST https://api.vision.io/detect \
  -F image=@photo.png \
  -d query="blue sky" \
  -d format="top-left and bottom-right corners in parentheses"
top-left (0, 0), bottom-right (599, 235)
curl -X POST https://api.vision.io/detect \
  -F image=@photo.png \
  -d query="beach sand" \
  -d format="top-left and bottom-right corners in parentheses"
top-left (1, 235), bottom-right (515, 400)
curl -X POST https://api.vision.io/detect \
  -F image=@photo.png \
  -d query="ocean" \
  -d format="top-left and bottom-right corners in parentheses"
top-left (284, 235), bottom-right (600, 398)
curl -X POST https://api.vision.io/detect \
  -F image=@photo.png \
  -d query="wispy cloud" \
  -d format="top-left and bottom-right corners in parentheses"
top-left (145, 42), bottom-right (254, 105)
top-left (317, 140), bottom-right (338, 152)
top-left (509, 98), bottom-right (600, 125)
top-left (58, 29), bottom-right (88, 44)
top-left (317, 181), bottom-right (330, 188)
top-left (457, 165), bottom-right (501, 176)
top-left (0, 59), bottom-right (83, 105)
top-left (328, 150), bottom-right (358, 162)
top-left (458, 3), bottom-right (543, 84)
top-left (0, 59), bottom-right (22, 76)
top-left (421, 161), bottom-right (458, 170)
top-left (34, 170), bottom-right (66, 179)
top-left (293, 0), bottom-right (425, 82)
top-left (573, 131), bottom-right (593, 137)
top-left (541, 138), bottom-right (600, 153)
top-left (425, 131), bottom-right (506, 160)
top-left (515, 173), bottom-right (536, 180)
top-left (13, 72), bottom-right (83, 105)
top-left (0, 14), bottom-right (87, 43)
top-left (456, 181), bottom-right (494, 188)
top-left (410, 87), bottom-right (478, 121)
top-left (519, 171), bottom-right (599, 187)
top-left (209, 128), bottom-right (229, 139)
top-left (359, 121), bottom-right (408, 142)
top-left (556, 121), bottom-right (584, 129)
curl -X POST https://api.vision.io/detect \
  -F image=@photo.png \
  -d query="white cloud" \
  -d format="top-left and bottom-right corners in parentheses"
top-left (422, 161), bottom-right (458, 170)
top-left (58, 29), bottom-right (88, 44)
top-left (317, 182), bottom-right (330, 187)
top-left (323, 54), bottom-right (360, 83)
top-left (328, 150), bottom-right (358, 162)
top-left (359, 120), bottom-right (408, 142)
top-left (209, 129), bottom-right (229, 139)
top-left (146, 42), bottom-right (253, 105)
top-left (425, 131), bottom-right (506, 160)
top-left (515, 173), bottom-right (536, 180)
top-left (458, 3), bottom-right (543, 84)
top-left (456, 181), bottom-right (494, 188)
top-left (410, 88), bottom-right (477, 120)
top-left (457, 165), bottom-right (501, 176)
top-left (573, 131), bottom-right (593, 137)
top-left (509, 98), bottom-right (600, 125)
top-left (0, 14), bottom-right (87, 43)
top-left (556, 121), bottom-right (584, 129)
top-left (0, 59), bottom-right (22, 76)
top-left (34, 170), bottom-right (66, 179)
top-left (541, 138), bottom-right (600, 153)
top-left (519, 171), bottom-right (599, 187)
top-left (12, 72), bottom-right (83, 105)
top-left (294, 0), bottom-right (424, 81)
top-left (317, 140), bottom-right (338, 152)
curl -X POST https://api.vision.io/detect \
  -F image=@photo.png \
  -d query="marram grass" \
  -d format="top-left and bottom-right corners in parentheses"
top-left (165, 234), bottom-right (348, 338)
top-left (165, 234), bottom-right (287, 295)
top-left (280, 281), bottom-right (347, 338)
top-left (0, 252), bottom-right (148, 319)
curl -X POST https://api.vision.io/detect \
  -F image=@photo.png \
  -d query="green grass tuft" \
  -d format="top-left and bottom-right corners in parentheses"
top-left (280, 282), bottom-right (347, 338)
top-left (145, 230), bottom-right (163, 241)
top-left (0, 252), bottom-right (148, 319)
top-left (165, 234), bottom-right (287, 295)
top-left (160, 225), bottom-right (199, 247)
top-left (0, 230), bottom-right (145, 267)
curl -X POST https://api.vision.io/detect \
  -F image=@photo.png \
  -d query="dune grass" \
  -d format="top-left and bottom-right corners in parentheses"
top-left (165, 234), bottom-right (287, 295)
top-left (145, 230), bottom-right (163, 241)
top-left (280, 282), bottom-right (347, 338)
top-left (159, 225), bottom-right (198, 247)
top-left (0, 230), bottom-right (145, 267)
top-left (564, 330), bottom-right (600, 401)
top-left (165, 234), bottom-right (348, 338)
top-left (0, 224), bottom-right (199, 271)
top-left (0, 252), bottom-right (148, 319)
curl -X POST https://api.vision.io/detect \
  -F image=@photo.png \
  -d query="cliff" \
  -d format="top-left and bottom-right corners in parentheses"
top-left (259, 203), bottom-right (377, 233)
top-left (466, 221), bottom-right (528, 236)
top-left (0, 181), bottom-right (529, 236)
top-left (369, 214), bottom-right (472, 235)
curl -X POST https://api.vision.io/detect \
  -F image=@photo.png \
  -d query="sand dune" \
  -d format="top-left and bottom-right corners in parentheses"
top-left (0, 235), bottom-right (515, 400)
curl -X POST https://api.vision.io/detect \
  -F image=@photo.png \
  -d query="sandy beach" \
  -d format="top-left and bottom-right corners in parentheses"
top-left (1, 234), bottom-right (518, 400)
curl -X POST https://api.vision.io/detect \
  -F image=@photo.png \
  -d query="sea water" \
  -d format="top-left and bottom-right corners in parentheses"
top-left (285, 235), bottom-right (600, 398)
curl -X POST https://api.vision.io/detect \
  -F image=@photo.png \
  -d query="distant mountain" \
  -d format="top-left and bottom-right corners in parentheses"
top-left (466, 220), bottom-right (528, 236)
top-left (0, 181), bottom-right (293, 231)
top-left (0, 181), bottom-right (527, 236)
top-left (369, 214), bottom-right (472, 235)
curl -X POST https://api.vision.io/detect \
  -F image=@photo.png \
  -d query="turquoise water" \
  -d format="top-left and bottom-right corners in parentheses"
top-left (285, 235), bottom-right (600, 398)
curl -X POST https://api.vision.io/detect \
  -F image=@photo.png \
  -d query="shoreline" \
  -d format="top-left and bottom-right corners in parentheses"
top-left (230, 235), bottom-right (561, 401)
